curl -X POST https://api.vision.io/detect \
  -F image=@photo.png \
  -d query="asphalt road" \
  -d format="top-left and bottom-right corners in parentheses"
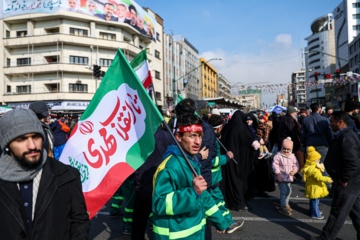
top-left (89, 182), bottom-right (357, 240)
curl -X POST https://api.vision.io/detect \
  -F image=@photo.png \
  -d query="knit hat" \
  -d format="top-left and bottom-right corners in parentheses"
top-left (258, 110), bottom-right (270, 122)
top-left (306, 146), bottom-right (321, 162)
top-left (287, 106), bottom-right (297, 114)
top-left (0, 108), bottom-right (44, 149)
top-left (29, 101), bottom-right (50, 118)
top-left (344, 100), bottom-right (359, 112)
top-left (282, 137), bottom-right (293, 150)
top-left (211, 108), bottom-right (221, 116)
top-left (175, 98), bottom-right (196, 116)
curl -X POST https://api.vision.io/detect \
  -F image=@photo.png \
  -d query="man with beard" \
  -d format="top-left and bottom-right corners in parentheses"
top-left (125, 5), bottom-right (138, 28)
top-left (0, 108), bottom-right (90, 239)
top-left (95, 3), bottom-right (118, 21)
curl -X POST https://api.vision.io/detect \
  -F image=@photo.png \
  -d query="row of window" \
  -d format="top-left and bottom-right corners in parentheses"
top-left (12, 57), bottom-right (115, 67)
top-left (7, 83), bottom-right (88, 94)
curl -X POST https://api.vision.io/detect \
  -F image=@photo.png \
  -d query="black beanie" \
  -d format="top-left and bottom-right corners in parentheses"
top-left (345, 100), bottom-right (359, 112)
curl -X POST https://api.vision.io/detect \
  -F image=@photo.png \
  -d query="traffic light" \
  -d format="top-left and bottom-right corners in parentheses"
top-left (314, 72), bottom-right (319, 82)
top-left (336, 69), bottom-right (340, 79)
top-left (326, 73), bottom-right (331, 79)
top-left (93, 64), bottom-right (101, 78)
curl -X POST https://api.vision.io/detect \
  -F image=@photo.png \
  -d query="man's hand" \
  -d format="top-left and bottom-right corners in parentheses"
top-left (227, 151), bottom-right (234, 159)
top-left (339, 180), bottom-right (347, 187)
top-left (193, 176), bottom-right (207, 195)
top-left (277, 174), bottom-right (282, 182)
top-left (199, 147), bottom-right (209, 160)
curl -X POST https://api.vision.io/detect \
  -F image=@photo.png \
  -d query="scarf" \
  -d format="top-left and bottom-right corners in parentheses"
top-left (0, 149), bottom-right (47, 182)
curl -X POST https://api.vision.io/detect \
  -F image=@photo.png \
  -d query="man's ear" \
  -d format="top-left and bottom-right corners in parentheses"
top-left (175, 133), bottom-right (182, 143)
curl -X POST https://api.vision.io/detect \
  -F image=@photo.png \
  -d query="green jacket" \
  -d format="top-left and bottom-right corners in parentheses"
top-left (211, 141), bottom-right (228, 185)
top-left (152, 145), bottom-right (228, 240)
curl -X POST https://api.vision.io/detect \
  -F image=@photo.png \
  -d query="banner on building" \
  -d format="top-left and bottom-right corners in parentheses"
top-left (0, 0), bottom-right (157, 42)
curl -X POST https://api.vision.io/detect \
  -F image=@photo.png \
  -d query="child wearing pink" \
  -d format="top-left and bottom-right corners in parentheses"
top-left (272, 138), bottom-right (299, 216)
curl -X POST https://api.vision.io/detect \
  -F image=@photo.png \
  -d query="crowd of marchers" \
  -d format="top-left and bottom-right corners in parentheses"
top-left (0, 98), bottom-right (360, 240)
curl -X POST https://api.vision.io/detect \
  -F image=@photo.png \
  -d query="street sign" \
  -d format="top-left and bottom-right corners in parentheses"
top-left (208, 102), bottom-right (215, 106)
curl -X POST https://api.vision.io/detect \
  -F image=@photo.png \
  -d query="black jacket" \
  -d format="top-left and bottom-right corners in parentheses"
top-left (0, 157), bottom-right (90, 240)
top-left (134, 127), bottom-right (175, 198)
top-left (324, 127), bottom-right (360, 183)
top-left (196, 120), bottom-right (217, 188)
top-left (277, 115), bottom-right (301, 151)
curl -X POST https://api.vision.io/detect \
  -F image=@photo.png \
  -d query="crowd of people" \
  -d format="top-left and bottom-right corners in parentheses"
top-left (1, 98), bottom-right (360, 239)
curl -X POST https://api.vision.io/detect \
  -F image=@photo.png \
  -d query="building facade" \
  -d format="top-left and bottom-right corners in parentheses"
top-left (237, 88), bottom-right (261, 110)
top-left (291, 69), bottom-right (307, 108)
top-left (218, 74), bottom-right (232, 100)
top-left (199, 58), bottom-right (218, 99)
top-left (0, 5), bottom-right (164, 110)
top-left (305, 13), bottom-right (336, 105)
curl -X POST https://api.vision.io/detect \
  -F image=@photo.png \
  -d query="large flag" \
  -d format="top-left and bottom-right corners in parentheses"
top-left (59, 48), bottom-right (163, 219)
top-left (131, 50), bottom-right (153, 90)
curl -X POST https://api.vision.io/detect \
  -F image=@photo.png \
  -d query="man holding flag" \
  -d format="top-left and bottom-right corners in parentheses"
top-left (152, 114), bottom-right (228, 240)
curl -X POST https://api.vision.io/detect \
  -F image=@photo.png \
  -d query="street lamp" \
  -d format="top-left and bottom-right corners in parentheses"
top-left (172, 58), bottom-right (222, 108)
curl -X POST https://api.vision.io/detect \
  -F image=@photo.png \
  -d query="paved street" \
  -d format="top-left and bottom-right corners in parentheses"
top-left (89, 182), bottom-right (357, 240)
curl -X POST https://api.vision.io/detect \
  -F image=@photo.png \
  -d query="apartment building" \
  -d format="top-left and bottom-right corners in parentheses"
top-left (0, 2), bottom-right (164, 110)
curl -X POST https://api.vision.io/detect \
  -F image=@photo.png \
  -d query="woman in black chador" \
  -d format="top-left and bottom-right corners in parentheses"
top-left (220, 110), bottom-right (258, 211)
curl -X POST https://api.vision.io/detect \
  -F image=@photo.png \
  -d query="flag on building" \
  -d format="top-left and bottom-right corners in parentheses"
top-left (131, 50), bottom-right (153, 90)
top-left (59, 48), bottom-right (163, 219)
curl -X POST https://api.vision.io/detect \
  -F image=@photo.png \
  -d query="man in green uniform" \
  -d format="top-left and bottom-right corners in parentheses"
top-left (152, 114), bottom-right (228, 240)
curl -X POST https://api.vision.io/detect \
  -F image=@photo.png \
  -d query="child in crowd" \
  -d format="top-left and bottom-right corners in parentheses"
top-left (256, 111), bottom-right (272, 159)
top-left (272, 137), bottom-right (299, 216)
top-left (207, 114), bottom-right (244, 233)
top-left (301, 147), bottom-right (333, 219)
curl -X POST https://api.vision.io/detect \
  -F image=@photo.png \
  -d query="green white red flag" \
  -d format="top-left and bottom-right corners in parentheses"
top-left (59, 48), bottom-right (163, 219)
top-left (131, 50), bottom-right (153, 90)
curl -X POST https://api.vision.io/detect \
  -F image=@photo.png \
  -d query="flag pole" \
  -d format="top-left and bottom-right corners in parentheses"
top-left (162, 119), bottom-right (198, 177)
top-left (216, 138), bottom-right (238, 164)
top-left (151, 83), bottom-right (158, 108)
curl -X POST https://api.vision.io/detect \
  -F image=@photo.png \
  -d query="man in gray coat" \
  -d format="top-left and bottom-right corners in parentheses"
top-left (0, 108), bottom-right (90, 239)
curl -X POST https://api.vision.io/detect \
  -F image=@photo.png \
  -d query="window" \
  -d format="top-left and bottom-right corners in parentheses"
top-left (353, 25), bottom-right (360, 30)
top-left (100, 58), bottom-right (112, 67)
top-left (155, 70), bottom-right (160, 80)
top-left (69, 83), bottom-right (88, 93)
top-left (17, 85), bottom-right (31, 94)
top-left (6, 30), bottom-right (10, 38)
top-left (46, 27), bottom-right (59, 34)
top-left (16, 31), bottom-right (27, 37)
top-left (100, 32), bottom-right (116, 40)
top-left (155, 91), bottom-right (161, 101)
top-left (7, 58), bottom-right (10, 67)
top-left (6, 85), bottom-right (11, 93)
top-left (353, 3), bottom-right (360, 7)
top-left (155, 50), bottom-right (160, 59)
top-left (354, 14), bottom-right (360, 19)
top-left (70, 27), bottom-right (88, 37)
top-left (17, 58), bottom-right (31, 66)
top-left (156, 32), bottom-right (160, 41)
top-left (45, 55), bottom-right (59, 63)
top-left (70, 56), bottom-right (88, 65)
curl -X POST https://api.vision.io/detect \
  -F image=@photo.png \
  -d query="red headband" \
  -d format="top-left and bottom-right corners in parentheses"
top-left (178, 125), bottom-right (203, 133)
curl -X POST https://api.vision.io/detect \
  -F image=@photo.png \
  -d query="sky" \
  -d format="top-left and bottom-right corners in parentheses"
top-left (136, 0), bottom-right (341, 106)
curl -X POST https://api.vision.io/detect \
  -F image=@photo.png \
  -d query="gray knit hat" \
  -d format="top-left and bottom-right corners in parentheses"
top-left (0, 108), bottom-right (44, 149)
top-left (287, 106), bottom-right (297, 114)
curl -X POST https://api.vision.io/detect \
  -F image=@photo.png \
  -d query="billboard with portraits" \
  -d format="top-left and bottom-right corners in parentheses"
top-left (0, 0), bottom-right (157, 42)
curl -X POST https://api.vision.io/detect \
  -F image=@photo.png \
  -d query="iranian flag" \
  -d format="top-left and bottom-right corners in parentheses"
top-left (131, 50), bottom-right (153, 90)
top-left (59, 48), bottom-right (163, 219)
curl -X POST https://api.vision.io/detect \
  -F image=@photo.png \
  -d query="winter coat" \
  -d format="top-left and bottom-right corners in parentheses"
top-left (0, 157), bottom-right (90, 240)
top-left (50, 119), bottom-right (70, 146)
top-left (301, 160), bottom-right (331, 199)
top-left (152, 145), bottom-right (228, 240)
top-left (277, 115), bottom-right (301, 151)
top-left (324, 127), bottom-right (360, 183)
top-left (272, 152), bottom-right (299, 182)
top-left (300, 112), bottom-right (333, 147)
top-left (256, 122), bottom-right (272, 143)
top-left (195, 120), bottom-right (217, 188)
